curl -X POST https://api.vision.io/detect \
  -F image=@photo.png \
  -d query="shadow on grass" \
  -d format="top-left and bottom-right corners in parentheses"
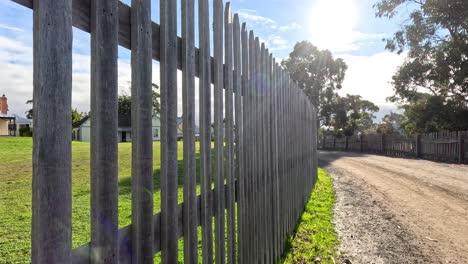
top-left (118, 151), bottom-right (217, 195)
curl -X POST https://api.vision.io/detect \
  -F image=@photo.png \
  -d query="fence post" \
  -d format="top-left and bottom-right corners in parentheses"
top-left (333, 137), bottom-right (336, 149)
top-left (224, 4), bottom-right (236, 263)
top-left (360, 134), bottom-right (364, 153)
top-left (345, 136), bottom-right (349, 151)
top-left (90, 0), bottom-right (119, 262)
top-left (415, 134), bottom-right (422, 158)
top-left (213, 0), bottom-right (226, 262)
top-left (458, 133), bottom-right (465, 164)
top-left (161, 0), bottom-right (178, 261)
top-left (32, 0), bottom-right (73, 263)
top-left (322, 134), bottom-right (326, 149)
top-left (182, 0), bottom-right (198, 261)
top-left (381, 133), bottom-right (385, 154)
top-left (198, 0), bottom-right (214, 262)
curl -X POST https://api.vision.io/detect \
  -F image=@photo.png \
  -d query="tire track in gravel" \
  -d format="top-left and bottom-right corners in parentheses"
top-left (319, 151), bottom-right (468, 264)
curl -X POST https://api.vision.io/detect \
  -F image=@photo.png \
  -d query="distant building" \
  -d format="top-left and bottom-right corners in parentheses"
top-left (0, 94), bottom-right (17, 136)
top-left (177, 117), bottom-right (201, 141)
top-left (72, 113), bottom-right (161, 142)
top-left (13, 114), bottom-right (33, 136)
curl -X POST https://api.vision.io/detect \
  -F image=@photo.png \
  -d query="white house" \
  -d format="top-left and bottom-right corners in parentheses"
top-left (73, 113), bottom-right (161, 142)
top-left (0, 94), bottom-right (33, 136)
top-left (176, 117), bottom-right (201, 140)
top-left (13, 114), bottom-right (33, 136)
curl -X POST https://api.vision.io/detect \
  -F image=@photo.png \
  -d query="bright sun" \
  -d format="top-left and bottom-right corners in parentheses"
top-left (309, 0), bottom-right (359, 52)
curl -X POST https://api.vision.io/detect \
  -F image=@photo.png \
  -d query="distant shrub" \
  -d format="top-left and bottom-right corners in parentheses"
top-left (19, 126), bottom-right (32, 137)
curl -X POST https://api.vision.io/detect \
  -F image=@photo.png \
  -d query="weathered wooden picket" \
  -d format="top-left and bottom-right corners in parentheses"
top-left (321, 131), bottom-right (467, 164)
top-left (13, 0), bottom-right (318, 263)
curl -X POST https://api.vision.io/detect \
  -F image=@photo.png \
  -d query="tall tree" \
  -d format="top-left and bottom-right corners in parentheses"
top-left (151, 83), bottom-right (161, 116)
top-left (119, 83), bottom-right (161, 116)
top-left (118, 95), bottom-right (132, 114)
top-left (375, 0), bottom-right (468, 103)
top-left (71, 108), bottom-right (82, 124)
top-left (282, 41), bottom-right (348, 126)
top-left (375, 112), bottom-right (404, 134)
top-left (329, 94), bottom-right (380, 137)
top-left (26, 99), bottom-right (85, 125)
top-left (25, 99), bottom-right (33, 119)
top-left (398, 93), bottom-right (468, 135)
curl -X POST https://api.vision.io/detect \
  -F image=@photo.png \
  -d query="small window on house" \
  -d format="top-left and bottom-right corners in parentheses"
top-left (153, 128), bottom-right (159, 138)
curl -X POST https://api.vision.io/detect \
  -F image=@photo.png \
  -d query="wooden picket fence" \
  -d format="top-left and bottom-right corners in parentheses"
top-left (320, 131), bottom-right (467, 164)
top-left (13, 0), bottom-right (318, 263)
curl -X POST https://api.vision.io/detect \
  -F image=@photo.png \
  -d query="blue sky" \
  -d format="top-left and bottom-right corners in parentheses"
top-left (0, 0), bottom-right (408, 120)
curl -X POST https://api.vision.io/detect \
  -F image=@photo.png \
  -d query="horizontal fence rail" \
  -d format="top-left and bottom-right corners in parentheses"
top-left (15, 0), bottom-right (318, 263)
top-left (320, 131), bottom-right (468, 164)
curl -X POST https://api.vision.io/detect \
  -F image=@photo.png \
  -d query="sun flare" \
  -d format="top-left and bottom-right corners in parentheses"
top-left (309, 0), bottom-right (359, 52)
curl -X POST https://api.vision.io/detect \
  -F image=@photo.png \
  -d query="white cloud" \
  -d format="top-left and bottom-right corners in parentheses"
top-left (278, 23), bottom-right (302, 32)
top-left (338, 51), bottom-right (407, 117)
top-left (234, 9), bottom-right (302, 54)
top-left (259, 34), bottom-right (289, 52)
top-left (237, 9), bottom-right (276, 25)
top-left (0, 23), bottom-right (24, 32)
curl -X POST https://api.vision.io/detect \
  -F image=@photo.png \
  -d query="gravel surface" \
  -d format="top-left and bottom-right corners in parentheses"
top-left (319, 151), bottom-right (468, 264)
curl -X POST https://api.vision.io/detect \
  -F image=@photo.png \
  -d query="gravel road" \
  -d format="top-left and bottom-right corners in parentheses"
top-left (319, 151), bottom-right (468, 264)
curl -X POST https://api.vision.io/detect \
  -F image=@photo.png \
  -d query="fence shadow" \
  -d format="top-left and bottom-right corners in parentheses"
top-left (318, 149), bottom-right (371, 168)
top-left (118, 152), bottom-right (205, 195)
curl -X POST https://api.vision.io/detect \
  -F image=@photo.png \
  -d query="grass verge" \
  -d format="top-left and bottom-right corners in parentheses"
top-left (0, 137), bottom-right (206, 263)
top-left (282, 168), bottom-right (338, 264)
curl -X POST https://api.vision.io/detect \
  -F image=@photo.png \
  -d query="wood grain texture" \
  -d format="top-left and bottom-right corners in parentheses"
top-left (233, 16), bottom-right (244, 264)
top-left (248, 30), bottom-right (256, 263)
top-left (130, 0), bottom-right (153, 263)
top-left (182, 0), bottom-right (198, 262)
top-left (259, 43), bottom-right (266, 264)
top-left (213, 0), bottom-right (225, 262)
top-left (224, 4), bottom-right (236, 264)
top-left (240, 24), bottom-right (250, 264)
top-left (198, 0), bottom-right (213, 262)
top-left (160, 0), bottom-right (178, 262)
top-left (90, 0), bottom-right (119, 262)
top-left (272, 62), bottom-right (280, 263)
top-left (254, 37), bottom-right (261, 264)
top-left (32, 0), bottom-right (73, 263)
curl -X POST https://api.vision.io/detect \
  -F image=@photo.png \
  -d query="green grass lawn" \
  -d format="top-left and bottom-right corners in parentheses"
top-left (0, 137), bottom-right (336, 263)
top-left (0, 137), bottom-right (207, 263)
top-left (282, 168), bottom-right (339, 264)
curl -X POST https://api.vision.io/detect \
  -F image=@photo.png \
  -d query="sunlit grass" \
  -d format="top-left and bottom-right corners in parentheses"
top-left (0, 137), bottom-right (208, 263)
top-left (1, 137), bottom-right (333, 263)
top-left (282, 168), bottom-right (338, 264)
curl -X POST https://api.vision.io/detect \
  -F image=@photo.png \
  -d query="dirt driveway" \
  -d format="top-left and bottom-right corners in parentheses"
top-left (319, 151), bottom-right (468, 264)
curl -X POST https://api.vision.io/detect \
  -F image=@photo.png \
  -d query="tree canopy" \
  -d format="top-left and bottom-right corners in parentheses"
top-left (329, 94), bottom-right (380, 137)
top-left (374, 112), bottom-right (404, 135)
top-left (398, 93), bottom-right (468, 135)
top-left (119, 83), bottom-right (161, 116)
top-left (282, 41), bottom-right (348, 126)
top-left (26, 100), bottom-right (85, 125)
top-left (71, 109), bottom-right (83, 124)
top-left (375, 0), bottom-right (468, 104)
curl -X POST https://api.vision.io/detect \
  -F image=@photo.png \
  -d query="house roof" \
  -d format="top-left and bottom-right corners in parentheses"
top-left (176, 116), bottom-right (200, 135)
top-left (73, 115), bottom-right (90, 128)
top-left (13, 114), bottom-right (32, 124)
